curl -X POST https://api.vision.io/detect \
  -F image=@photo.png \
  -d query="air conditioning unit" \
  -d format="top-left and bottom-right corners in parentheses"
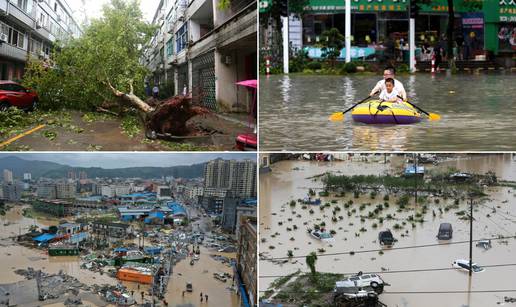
top-left (0, 33), bottom-right (7, 43)
top-left (57, 15), bottom-right (61, 22)
top-left (36, 21), bottom-right (42, 29)
top-left (38, 0), bottom-right (44, 2)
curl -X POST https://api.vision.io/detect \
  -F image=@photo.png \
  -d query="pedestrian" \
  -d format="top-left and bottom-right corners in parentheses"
top-left (205, 294), bottom-right (208, 302)
top-left (152, 84), bottom-right (159, 99)
top-left (131, 290), bottom-right (134, 297)
top-left (163, 299), bottom-right (168, 306)
top-left (200, 292), bottom-right (203, 298)
top-left (141, 291), bottom-right (145, 301)
top-left (200, 295), bottom-right (203, 302)
top-left (182, 290), bottom-right (185, 297)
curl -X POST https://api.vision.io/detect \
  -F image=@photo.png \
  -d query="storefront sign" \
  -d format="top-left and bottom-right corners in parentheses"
top-left (304, 46), bottom-right (376, 59)
top-left (306, 0), bottom-right (407, 12)
top-left (499, 0), bottom-right (516, 22)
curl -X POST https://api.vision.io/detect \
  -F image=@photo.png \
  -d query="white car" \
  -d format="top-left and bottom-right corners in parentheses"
top-left (309, 229), bottom-right (334, 242)
top-left (452, 259), bottom-right (484, 273)
top-left (334, 273), bottom-right (387, 300)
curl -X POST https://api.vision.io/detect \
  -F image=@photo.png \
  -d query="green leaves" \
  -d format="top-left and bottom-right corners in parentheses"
top-left (23, 0), bottom-right (155, 111)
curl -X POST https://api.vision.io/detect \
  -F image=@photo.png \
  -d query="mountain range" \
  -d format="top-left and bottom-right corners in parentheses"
top-left (0, 156), bottom-right (205, 179)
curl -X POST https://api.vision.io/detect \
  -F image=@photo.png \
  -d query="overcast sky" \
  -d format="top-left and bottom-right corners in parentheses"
top-left (66, 0), bottom-right (160, 24)
top-left (0, 153), bottom-right (256, 169)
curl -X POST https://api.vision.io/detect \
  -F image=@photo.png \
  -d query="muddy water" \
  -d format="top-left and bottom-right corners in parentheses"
top-left (259, 156), bottom-right (516, 307)
top-left (164, 246), bottom-right (240, 307)
top-left (259, 74), bottom-right (516, 151)
top-left (0, 206), bottom-right (120, 286)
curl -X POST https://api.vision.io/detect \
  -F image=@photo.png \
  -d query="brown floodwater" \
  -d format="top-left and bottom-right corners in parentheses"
top-left (259, 155), bottom-right (516, 307)
top-left (163, 246), bottom-right (240, 307)
top-left (0, 205), bottom-right (241, 306)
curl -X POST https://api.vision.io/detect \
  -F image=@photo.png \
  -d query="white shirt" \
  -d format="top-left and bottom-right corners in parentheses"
top-left (379, 88), bottom-right (400, 102)
top-left (371, 79), bottom-right (407, 100)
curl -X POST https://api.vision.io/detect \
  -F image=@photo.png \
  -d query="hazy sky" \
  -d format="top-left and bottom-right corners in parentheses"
top-left (0, 153), bottom-right (256, 169)
top-left (66, 0), bottom-right (160, 24)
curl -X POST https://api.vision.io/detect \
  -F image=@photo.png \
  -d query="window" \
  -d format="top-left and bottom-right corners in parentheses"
top-left (8, 28), bottom-right (25, 49)
top-left (10, 84), bottom-right (26, 92)
top-left (175, 23), bottom-right (188, 53)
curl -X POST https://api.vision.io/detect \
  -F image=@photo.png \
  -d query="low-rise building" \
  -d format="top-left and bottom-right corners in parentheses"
top-left (56, 182), bottom-right (76, 199)
top-left (2, 182), bottom-right (23, 201)
top-left (37, 183), bottom-right (57, 199)
top-left (91, 221), bottom-right (133, 238)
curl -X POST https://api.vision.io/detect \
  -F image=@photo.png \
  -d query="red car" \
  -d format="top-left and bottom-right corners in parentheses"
top-left (0, 81), bottom-right (38, 111)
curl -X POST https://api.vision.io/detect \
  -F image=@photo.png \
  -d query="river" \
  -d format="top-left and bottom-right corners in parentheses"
top-left (259, 74), bottom-right (516, 151)
top-left (259, 154), bottom-right (516, 307)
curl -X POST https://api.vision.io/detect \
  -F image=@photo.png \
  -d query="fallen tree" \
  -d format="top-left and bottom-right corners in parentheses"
top-left (23, 0), bottom-right (207, 136)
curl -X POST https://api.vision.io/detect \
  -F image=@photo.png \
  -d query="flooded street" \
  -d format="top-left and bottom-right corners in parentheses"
top-left (164, 247), bottom-right (239, 307)
top-left (259, 155), bottom-right (516, 307)
top-left (0, 205), bottom-right (241, 306)
top-left (259, 74), bottom-right (516, 151)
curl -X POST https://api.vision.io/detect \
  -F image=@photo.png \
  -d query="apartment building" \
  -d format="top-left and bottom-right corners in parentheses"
top-left (143, 0), bottom-right (256, 112)
top-left (0, 0), bottom-right (81, 80)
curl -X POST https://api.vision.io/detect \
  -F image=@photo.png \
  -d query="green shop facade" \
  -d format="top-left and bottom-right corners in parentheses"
top-left (294, 0), bottom-right (515, 60)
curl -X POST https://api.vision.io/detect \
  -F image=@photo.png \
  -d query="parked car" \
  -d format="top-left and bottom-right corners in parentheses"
top-left (437, 223), bottom-right (453, 240)
top-left (452, 259), bottom-right (484, 273)
top-left (378, 229), bottom-right (395, 245)
top-left (0, 81), bottom-right (38, 111)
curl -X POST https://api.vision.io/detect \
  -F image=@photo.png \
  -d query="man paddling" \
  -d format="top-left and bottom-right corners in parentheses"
top-left (369, 66), bottom-right (407, 100)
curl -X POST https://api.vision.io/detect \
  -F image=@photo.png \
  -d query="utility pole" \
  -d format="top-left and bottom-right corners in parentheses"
top-left (469, 197), bottom-right (473, 276)
top-left (409, 1), bottom-right (417, 72)
top-left (281, 0), bottom-right (289, 74)
top-left (345, 0), bottom-right (351, 63)
top-left (414, 153), bottom-right (418, 205)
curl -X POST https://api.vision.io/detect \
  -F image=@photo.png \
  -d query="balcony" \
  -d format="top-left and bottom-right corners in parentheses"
top-left (0, 0), bottom-right (7, 14)
top-left (7, 2), bottom-right (35, 29)
top-left (34, 25), bottom-right (52, 42)
top-left (0, 43), bottom-right (28, 62)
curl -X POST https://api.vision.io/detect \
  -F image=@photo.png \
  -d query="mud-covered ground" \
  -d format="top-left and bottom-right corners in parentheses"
top-left (0, 109), bottom-right (250, 151)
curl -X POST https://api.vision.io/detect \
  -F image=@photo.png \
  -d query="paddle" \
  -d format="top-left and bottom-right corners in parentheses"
top-left (398, 95), bottom-right (441, 121)
top-left (329, 94), bottom-right (376, 122)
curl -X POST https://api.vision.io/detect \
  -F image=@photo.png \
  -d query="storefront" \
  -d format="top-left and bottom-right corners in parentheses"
top-left (485, 0), bottom-right (516, 55)
top-left (298, 0), bottom-right (514, 62)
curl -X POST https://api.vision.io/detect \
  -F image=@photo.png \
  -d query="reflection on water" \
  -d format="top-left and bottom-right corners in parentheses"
top-left (260, 74), bottom-right (516, 151)
top-left (259, 155), bottom-right (516, 307)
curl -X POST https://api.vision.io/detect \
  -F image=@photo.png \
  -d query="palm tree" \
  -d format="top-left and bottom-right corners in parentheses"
top-left (305, 251), bottom-right (318, 280)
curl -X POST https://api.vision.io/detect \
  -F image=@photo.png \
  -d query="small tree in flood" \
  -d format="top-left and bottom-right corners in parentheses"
top-left (305, 251), bottom-right (318, 281)
top-left (320, 28), bottom-right (345, 68)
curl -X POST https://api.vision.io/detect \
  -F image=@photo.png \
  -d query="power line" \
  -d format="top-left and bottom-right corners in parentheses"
top-left (258, 289), bottom-right (516, 294)
top-left (261, 235), bottom-right (516, 260)
top-left (259, 263), bottom-right (516, 279)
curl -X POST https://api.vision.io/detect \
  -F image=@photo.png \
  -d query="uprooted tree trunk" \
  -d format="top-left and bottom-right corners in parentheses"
top-left (107, 80), bottom-right (210, 136)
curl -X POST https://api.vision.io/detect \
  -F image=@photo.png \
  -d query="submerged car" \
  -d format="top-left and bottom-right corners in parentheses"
top-left (378, 230), bottom-right (395, 246)
top-left (309, 229), bottom-right (334, 241)
top-left (437, 223), bottom-right (453, 240)
top-left (0, 81), bottom-right (38, 111)
top-left (334, 273), bottom-right (387, 301)
top-left (186, 282), bottom-right (193, 292)
top-left (452, 259), bottom-right (485, 273)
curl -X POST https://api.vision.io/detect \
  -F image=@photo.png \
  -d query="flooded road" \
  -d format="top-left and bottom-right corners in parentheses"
top-left (259, 74), bottom-right (516, 151)
top-left (164, 247), bottom-right (239, 307)
top-left (259, 155), bottom-right (516, 307)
